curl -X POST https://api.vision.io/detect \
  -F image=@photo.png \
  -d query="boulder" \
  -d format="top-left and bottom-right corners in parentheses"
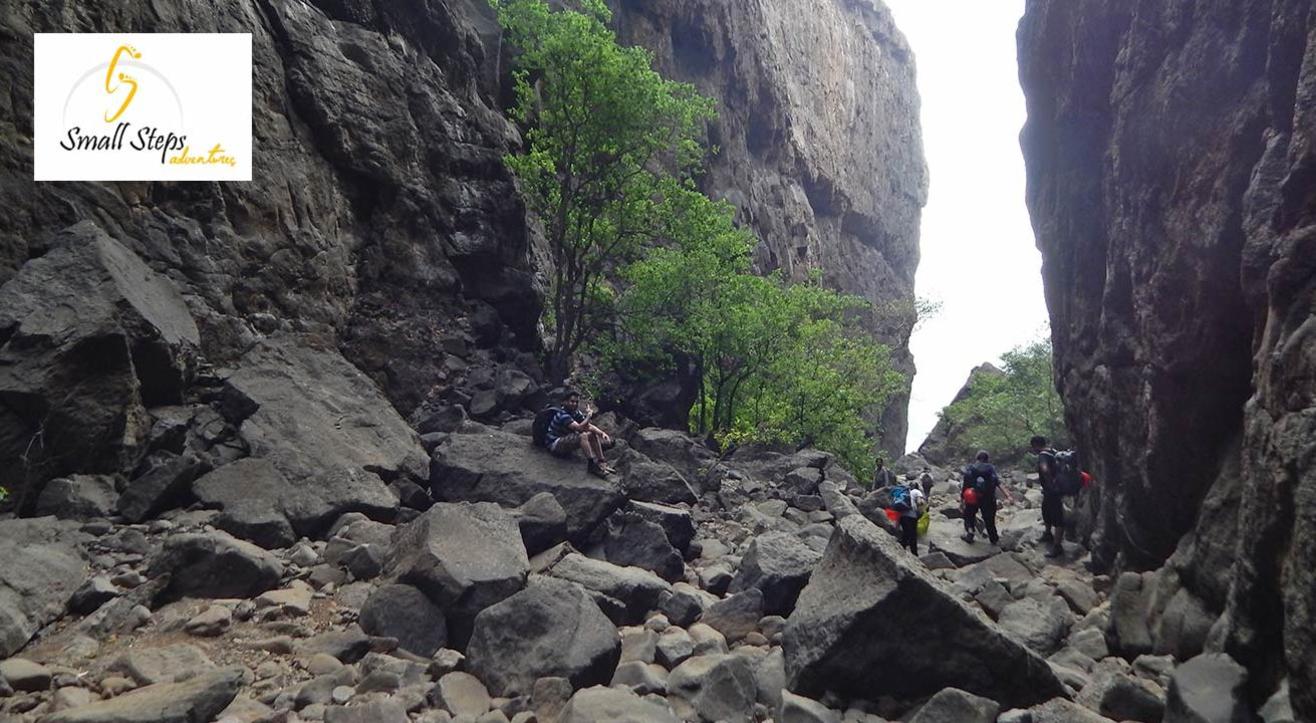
top-left (358, 583), bottom-right (448, 657)
top-left (324, 700), bottom-right (409, 723)
top-left (466, 576), bottom-right (621, 697)
top-left (1028, 698), bottom-right (1114, 723)
top-left (908, 687), bottom-right (1000, 723)
top-left (997, 596), bottom-right (1073, 655)
top-left (668, 654), bottom-right (758, 723)
top-left (383, 502), bottom-right (529, 644)
top-left (627, 428), bottom-right (717, 485)
top-left (222, 336), bottom-right (428, 511)
top-left (616, 448), bottom-right (700, 505)
top-left (783, 515), bottom-right (1067, 709)
top-left (35, 475), bottom-right (120, 520)
top-left (1108, 572), bottom-right (1155, 657)
top-left (557, 685), bottom-right (681, 723)
top-left (0, 226), bottom-right (200, 502)
top-left (0, 518), bottom-right (89, 657)
top-left (729, 531), bottom-right (824, 616)
top-left (626, 500), bottom-right (696, 553)
top-left (148, 531), bottom-right (284, 601)
top-left (429, 671), bottom-right (491, 717)
top-left (779, 690), bottom-right (841, 723)
top-left (511, 492), bottom-right (569, 556)
top-left (191, 458), bottom-right (298, 548)
top-left (0, 658), bottom-right (51, 692)
top-left (43, 666), bottom-right (244, 723)
top-left (700, 588), bottom-right (764, 642)
top-left (602, 512), bottom-right (684, 582)
top-left (1164, 653), bottom-right (1250, 723)
top-left (542, 552), bottom-right (671, 625)
top-left (431, 426), bottom-right (625, 541)
top-left (1076, 666), bottom-right (1166, 722)
top-left (117, 453), bottom-right (208, 523)
top-left (111, 644), bottom-right (215, 685)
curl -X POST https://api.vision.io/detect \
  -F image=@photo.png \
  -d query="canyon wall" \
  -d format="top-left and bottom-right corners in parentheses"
top-left (609, 0), bottom-right (928, 455)
top-left (1019, 0), bottom-right (1315, 714)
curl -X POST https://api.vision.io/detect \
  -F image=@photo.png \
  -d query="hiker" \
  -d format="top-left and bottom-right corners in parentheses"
top-left (541, 390), bottom-right (615, 477)
top-left (919, 467), bottom-right (934, 498)
top-left (873, 456), bottom-right (896, 488)
top-left (894, 481), bottom-right (926, 556)
top-left (960, 450), bottom-right (1011, 545)
top-left (1030, 435), bottom-right (1083, 558)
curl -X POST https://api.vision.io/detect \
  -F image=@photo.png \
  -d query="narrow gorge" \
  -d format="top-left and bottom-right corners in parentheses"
top-left (0, 0), bottom-right (1311, 721)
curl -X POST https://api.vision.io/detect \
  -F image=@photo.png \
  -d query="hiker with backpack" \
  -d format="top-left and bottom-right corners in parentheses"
top-left (960, 450), bottom-right (1012, 545)
top-left (890, 481), bottom-right (926, 555)
top-left (873, 456), bottom-right (896, 488)
top-left (1030, 435), bottom-right (1083, 558)
top-left (533, 390), bottom-right (615, 477)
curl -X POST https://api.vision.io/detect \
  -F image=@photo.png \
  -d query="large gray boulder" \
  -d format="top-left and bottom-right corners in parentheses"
top-left (783, 515), bottom-right (1067, 709)
top-left (908, 687), bottom-right (1000, 723)
top-left (1164, 653), bottom-right (1250, 723)
top-left (148, 532), bottom-right (284, 601)
top-left (540, 552), bottom-right (672, 626)
top-left (0, 225), bottom-right (199, 505)
top-left (219, 337), bottom-right (422, 532)
top-left (43, 666), bottom-right (244, 723)
top-left (431, 425), bottom-right (625, 542)
top-left (730, 531), bottom-right (824, 616)
top-left (358, 583), bottom-right (447, 657)
top-left (602, 512), bottom-right (684, 582)
top-left (616, 448), bottom-right (700, 505)
top-left (35, 475), bottom-right (120, 520)
top-left (667, 653), bottom-right (758, 723)
top-left (383, 502), bottom-right (529, 644)
top-left (466, 576), bottom-right (621, 697)
top-left (0, 517), bottom-right (89, 657)
top-left (997, 596), bottom-right (1073, 655)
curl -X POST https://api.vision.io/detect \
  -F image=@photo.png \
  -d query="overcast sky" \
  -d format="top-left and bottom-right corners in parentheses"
top-left (882, 0), bottom-right (1051, 454)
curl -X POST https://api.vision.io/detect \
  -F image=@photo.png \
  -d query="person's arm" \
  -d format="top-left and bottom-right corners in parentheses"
top-left (567, 409), bottom-right (592, 432)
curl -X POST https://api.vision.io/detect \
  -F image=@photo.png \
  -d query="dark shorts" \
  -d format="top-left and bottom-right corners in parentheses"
top-left (549, 433), bottom-right (581, 457)
top-left (1042, 492), bottom-right (1065, 527)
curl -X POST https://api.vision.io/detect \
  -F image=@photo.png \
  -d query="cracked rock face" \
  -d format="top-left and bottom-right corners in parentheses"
top-left (609, 0), bottom-right (927, 453)
top-left (1019, 0), bottom-right (1316, 717)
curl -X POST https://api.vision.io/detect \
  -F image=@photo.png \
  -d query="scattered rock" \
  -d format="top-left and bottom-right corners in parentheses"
top-left (148, 532), bottom-right (284, 600)
top-left (779, 690), bottom-right (841, 723)
top-left (36, 475), bottom-right (120, 520)
top-left (1164, 653), bottom-right (1250, 723)
top-left (184, 605), bottom-right (233, 637)
top-left (42, 666), bottom-right (244, 723)
top-left (541, 551), bottom-right (671, 625)
top-left (324, 699), bottom-right (410, 723)
top-left (557, 685), bottom-right (681, 723)
top-left (359, 583), bottom-right (448, 657)
top-left (0, 658), bottom-right (52, 692)
top-left (430, 671), bottom-right (492, 717)
top-left (603, 513), bottom-right (684, 582)
top-left (466, 576), bottom-right (621, 697)
top-left (700, 588), bottom-right (765, 642)
top-left (668, 654), bottom-right (758, 723)
top-left (69, 575), bottom-right (119, 615)
top-left (784, 515), bottom-right (1067, 709)
top-left (111, 644), bottom-right (215, 685)
top-left (998, 596), bottom-right (1073, 655)
top-left (907, 687), bottom-right (1000, 723)
top-left (729, 531), bottom-right (823, 616)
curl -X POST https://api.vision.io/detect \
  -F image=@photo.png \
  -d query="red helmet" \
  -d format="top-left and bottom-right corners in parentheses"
top-left (962, 488), bottom-right (979, 506)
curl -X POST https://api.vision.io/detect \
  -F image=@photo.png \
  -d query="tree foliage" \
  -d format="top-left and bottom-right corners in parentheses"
top-left (494, 0), bottom-right (716, 381)
top-left (942, 336), bottom-right (1068, 460)
top-left (609, 182), bottom-right (902, 479)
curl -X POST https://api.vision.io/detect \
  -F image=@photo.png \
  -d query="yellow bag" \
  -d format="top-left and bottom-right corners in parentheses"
top-left (917, 507), bottom-right (930, 536)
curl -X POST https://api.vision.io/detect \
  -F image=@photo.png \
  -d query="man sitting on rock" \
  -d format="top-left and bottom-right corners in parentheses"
top-left (546, 390), bottom-right (615, 477)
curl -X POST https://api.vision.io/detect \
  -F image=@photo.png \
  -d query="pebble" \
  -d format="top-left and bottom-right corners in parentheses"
top-left (185, 605), bottom-right (233, 636)
top-left (331, 685), bottom-right (355, 704)
top-left (248, 636), bottom-right (297, 654)
top-left (99, 676), bottom-right (135, 696)
top-left (644, 614), bottom-right (671, 633)
top-left (51, 686), bottom-right (95, 711)
top-left (306, 653), bottom-right (344, 676)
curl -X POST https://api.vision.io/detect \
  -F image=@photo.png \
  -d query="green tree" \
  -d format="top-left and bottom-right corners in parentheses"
top-left (495, 0), bottom-right (716, 381)
top-left (942, 336), bottom-right (1067, 459)
top-left (610, 185), bottom-right (901, 478)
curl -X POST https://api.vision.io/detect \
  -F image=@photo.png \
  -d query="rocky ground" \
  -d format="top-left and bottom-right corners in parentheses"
top-left (1, 378), bottom-right (1277, 723)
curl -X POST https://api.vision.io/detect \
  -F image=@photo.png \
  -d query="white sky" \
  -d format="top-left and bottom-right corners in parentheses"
top-left (883, 0), bottom-right (1051, 453)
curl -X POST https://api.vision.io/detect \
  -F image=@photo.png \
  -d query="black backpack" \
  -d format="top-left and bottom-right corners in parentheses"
top-left (963, 462), bottom-right (997, 495)
top-left (1055, 450), bottom-right (1083, 495)
top-left (531, 407), bottom-right (562, 448)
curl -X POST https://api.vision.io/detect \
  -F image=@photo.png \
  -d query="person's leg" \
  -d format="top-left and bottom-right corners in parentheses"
top-left (983, 498), bottom-right (999, 544)
top-left (962, 505), bottom-right (977, 542)
top-left (906, 517), bottom-right (919, 555)
top-left (576, 433), bottom-right (600, 467)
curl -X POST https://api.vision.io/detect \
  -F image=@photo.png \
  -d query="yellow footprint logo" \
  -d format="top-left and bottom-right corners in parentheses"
top-left (104, 44), bottom-right (141, 123)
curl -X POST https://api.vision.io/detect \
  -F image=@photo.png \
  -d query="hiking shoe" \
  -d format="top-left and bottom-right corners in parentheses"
top-left (587, 460), bottom-right (609, 479)
top-left (1045, 545), bottom-right (1063, 558)
top-left (960, 533), bottom-right (975, 544)
top-left (1040, 530), bottom-right (1054, 543)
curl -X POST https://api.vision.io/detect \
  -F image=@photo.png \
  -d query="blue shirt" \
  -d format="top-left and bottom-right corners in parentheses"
top-left (546, 409), bottom-right (585, 446)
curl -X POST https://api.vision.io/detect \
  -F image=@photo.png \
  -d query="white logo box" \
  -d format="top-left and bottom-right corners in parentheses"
top-left (33, 33), bottom-right (252, 181)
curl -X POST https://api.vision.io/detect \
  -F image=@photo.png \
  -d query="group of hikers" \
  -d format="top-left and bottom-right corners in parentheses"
top-left (874, 435), bottom-right (1087, 559)
top-left (532, 389), bottom-right (1087, 561)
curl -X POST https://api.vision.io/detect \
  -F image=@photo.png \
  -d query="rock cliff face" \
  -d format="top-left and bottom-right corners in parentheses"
top-left (1019, 0), bottom-right (1316, 715)
top-left (609, 0), bottom-right (928, 455)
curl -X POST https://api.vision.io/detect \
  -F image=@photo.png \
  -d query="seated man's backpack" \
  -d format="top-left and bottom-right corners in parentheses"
top-left (531, 407), bottom-right (563, 448)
